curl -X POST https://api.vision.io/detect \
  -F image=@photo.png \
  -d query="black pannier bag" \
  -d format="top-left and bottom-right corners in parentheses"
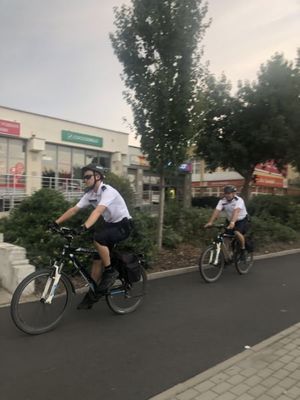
top-left (119, 252), bottom-right (141, 283)
top-left (245, 236), bottom-right (254, 253)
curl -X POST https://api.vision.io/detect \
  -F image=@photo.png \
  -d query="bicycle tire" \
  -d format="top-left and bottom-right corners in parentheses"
top-left (235, 250), bottom-right (254, 275)
top-left (199, 244), bottom-right (224, 283)
top-left (10, 269), bottom-right (73, 335)
top-left (106, 267), bottom-right (147, 314)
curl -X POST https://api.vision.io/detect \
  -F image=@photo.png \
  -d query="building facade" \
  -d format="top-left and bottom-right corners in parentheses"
top-left (0, 106), bottom-right (128, 201)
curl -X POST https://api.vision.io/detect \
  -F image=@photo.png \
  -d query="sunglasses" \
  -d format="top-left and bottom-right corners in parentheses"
top-left (83, 174), bottom-right (93, 181)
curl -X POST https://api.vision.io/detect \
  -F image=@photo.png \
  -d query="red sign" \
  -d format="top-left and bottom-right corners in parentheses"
top-left (255, 161), bottom-right (283, 175)
top-left (0, 119), bottom-right (20, 136)
top-left (255, 174), bottom-right (284, 188)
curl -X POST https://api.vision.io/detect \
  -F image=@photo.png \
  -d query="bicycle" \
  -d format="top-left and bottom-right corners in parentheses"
top-left (199, 224), bottom-right (254, 283)
top-left (10, 226), bottom-right (147, 335)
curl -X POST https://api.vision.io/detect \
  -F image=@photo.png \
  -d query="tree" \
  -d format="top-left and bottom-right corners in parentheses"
top-left (110, 0), bottom-right (209, 248)
top-left (194, 52), bottom-right (300, 200)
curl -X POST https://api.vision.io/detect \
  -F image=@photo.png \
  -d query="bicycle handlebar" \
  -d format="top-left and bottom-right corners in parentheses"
top-left (204, 224), bottom-right (226, 229)
top-left (48, 225), bottom-right (77, 237)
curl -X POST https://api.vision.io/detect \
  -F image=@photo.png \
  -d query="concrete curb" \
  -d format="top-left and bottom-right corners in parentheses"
top-left (148, 322), bottom-right (300, 400)
top-left (1, 248), bottom-right (300, 308)
top-left (147, 248), bottom-right (300, 281)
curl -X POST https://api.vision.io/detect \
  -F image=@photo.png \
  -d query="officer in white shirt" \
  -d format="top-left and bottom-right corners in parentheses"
top-left (53, 163), bottom-right (132, 309)
top-left (204, 185), bottom-right (249, 256)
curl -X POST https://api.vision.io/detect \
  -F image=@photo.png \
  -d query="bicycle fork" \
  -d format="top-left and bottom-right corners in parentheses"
top-left (41, 264), bottom-right (62, 304)
top-left (210, 243), bottom-right (221, 265)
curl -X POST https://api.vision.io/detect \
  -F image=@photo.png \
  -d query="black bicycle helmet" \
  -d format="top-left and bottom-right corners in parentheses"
top-left (81, 163), bottom-right (105, 179)
top-left (223, 185), bottom-right (237, 194)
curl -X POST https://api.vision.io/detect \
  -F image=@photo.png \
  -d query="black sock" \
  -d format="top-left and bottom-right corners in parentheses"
top-left (104, 265), bottom-right (113, 272)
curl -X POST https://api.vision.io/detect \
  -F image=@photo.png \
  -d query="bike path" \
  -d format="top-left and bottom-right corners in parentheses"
top-left (0, 253), bottom-right (300, 400)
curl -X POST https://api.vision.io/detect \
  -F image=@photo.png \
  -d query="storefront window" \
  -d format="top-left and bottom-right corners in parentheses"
top-left (7, 138), bottom-right (26, 190)
top-left (0, 137), bottom-right (8, 174)
top-left (72, 148), bottom-right (85, 179)
top-left (42, 144), bottom-right (57, 175)
top-left (58, 146), bottom-right (71, 179)
top-left (85, 150), bottom-right (110, 169)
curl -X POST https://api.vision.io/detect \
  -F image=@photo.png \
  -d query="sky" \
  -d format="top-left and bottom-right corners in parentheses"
top-left (0, 0), bottom-right (299, 145)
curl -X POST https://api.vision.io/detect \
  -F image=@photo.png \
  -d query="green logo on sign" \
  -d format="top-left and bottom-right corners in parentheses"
top-left (61, 130), bottom-right (103, 147)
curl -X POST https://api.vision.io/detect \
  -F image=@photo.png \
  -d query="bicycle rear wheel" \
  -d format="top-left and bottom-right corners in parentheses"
top-left (199, 245), bottom-right (224, 283)
top-left (10, 269), bottom-right (73, 335)
top-left (106, 267), bottom-right (147, 314)
top-left (235, 249), bottom-right (254, 274)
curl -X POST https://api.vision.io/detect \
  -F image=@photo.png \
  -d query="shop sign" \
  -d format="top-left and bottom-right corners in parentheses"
top-left (255, 174), bottom-right (284, 188)
top-left (178, 163), bottom-right (192, 173)
top-left (61, 130), bottom-right (103, 147)
top-left (0, 119), bottom-right (20, 136)
top-left (130, 154), bottom-right (149, 167)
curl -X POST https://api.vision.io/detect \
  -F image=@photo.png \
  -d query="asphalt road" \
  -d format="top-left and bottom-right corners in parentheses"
top-left (0, 253), bottom-right (300, 400)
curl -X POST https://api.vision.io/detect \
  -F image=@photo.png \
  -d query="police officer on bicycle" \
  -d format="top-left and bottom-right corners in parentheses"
top-left (51, 163), bottom-right (132, 309)
top-left (204, 185), bottom-right (249, 259)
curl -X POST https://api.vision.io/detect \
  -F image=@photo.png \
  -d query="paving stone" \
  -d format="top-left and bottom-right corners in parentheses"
top-left (261, 376), bottom-right (280, 388)
top-left (285, 386), bottom-right (300, 399)
top-left (194, 390), bottom-right (218, 400)
top-left (177, 388), bottom-right (200, 400)
top-left (227, 375), bottom-right (245, 385)
top-left (230, 383), bottom-right (249, 396)
top-left (247, 384), bottom-right (266, 397)
top-left (210, 373), bottom-right (230, 384)
top-left (244, 376), bottom-right (262, 387)
top-left (212, 382), bottom-right (232, 395)
top-left (284, 362), bottom-right (299, 372)
top-left (278, 377), bottom-right (297, 389)
top-left (214, 393), bottom-right (236, 400)
top-left (289, 369), bottom-right (300, 380)
top-left (257, 368), bottom-right (274, 378)
top-left (194, 381), bottom-right (215, 393)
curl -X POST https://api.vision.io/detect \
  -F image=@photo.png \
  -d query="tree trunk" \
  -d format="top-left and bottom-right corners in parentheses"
top-left (240, 173), bottom-right (253, 202)
top-left (157, 171), bottom-right (165, 250)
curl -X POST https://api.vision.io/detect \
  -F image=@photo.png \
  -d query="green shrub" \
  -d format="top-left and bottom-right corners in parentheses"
top-left (118, 210), bottom-right (157, 264)
top-left (164, 202), bottom-right (212, 245)
top-left (247, 195), bottom-right (293, 224)
top-left (192, 196), bottom-right (219, 209)
top-left (105, 172), bottom-right (135, 212)
top-left (251, 216), bottom-right (299, 247)
top-left (1, 189), bottom-right (71, 268)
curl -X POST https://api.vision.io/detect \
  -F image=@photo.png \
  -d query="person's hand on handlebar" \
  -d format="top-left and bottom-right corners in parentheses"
top-left (204, 222), bottom-right (213, 228)
top-left (74, 224), bottom-right (88, 235)
top-left (48, 221), bottom-right (60, 231)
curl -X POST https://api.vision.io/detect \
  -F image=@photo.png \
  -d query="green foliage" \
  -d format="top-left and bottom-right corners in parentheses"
top-left (163, 202), bottom-right (212, 246)
top-left (251, 216), bottom-right (298, 246)
top-left (248, 195), bottom-right (300, 232)
top-left (110, 0), bottom-right (210, 172)
top-left (118, 209), bottom-right (158, 263)
top-left (1, 189), bottom-right (71, 268)
top-left (105, 172), bottom-right (135, 211)
top-left (194, 52), bottom-right (300, 199)
top-left (191, 196), bottom-right (219, 208)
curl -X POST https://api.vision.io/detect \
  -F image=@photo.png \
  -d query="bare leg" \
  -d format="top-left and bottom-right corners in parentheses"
top-left (93, 240), bottom-right (111, 268)
top-left (90, 259), bottom-right (104, 284)
top-left (234, 231), bottom-right (245, 249)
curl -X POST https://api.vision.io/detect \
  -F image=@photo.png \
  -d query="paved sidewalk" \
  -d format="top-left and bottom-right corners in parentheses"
top-left (149, 322), bottom-right (300, 400)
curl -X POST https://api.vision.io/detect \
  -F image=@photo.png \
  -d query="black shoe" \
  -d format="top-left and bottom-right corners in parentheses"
top-left (97, 268), bottom-right (119, 295)
top-left (77, 290), bottom-right (98, 310)
top-left (239, 249), bottom-right (246, 262)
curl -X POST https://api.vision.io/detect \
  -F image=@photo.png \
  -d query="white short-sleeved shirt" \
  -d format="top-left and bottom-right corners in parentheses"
top-left (216, 195), bottom-right (247, 221)
top-left (76, 183), bottom-right (131, 223)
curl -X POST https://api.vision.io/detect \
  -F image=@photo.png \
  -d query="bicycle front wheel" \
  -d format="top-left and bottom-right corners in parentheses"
top-left (106, 267), bottom-right (147, 314)
top-left (10, 269), bottom-right (73, 335)
top-left (199, 245), bottom-right (224, 283)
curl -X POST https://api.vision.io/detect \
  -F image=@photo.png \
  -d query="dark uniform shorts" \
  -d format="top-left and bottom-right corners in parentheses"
top-left (233, 216), bottom-right (249, 234)
top-left (93, 218), bottom-right (132, 258)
